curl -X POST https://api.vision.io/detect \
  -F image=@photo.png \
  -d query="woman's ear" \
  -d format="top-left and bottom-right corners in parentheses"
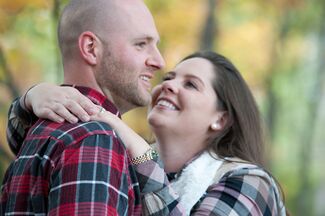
top-left (210, 112), bottom-right (228, 131)
top-left (78, 31), bottom-right (99, 65)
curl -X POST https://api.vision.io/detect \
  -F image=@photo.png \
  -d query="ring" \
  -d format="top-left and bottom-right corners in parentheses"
top-left (99, 106), bottom-right (106, 113)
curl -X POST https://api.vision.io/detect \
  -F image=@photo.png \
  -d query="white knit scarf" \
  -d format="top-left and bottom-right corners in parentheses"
top-left (169, 152), bottom-right (286, 215)
top-left (170, 151), bottom-right (224, 215)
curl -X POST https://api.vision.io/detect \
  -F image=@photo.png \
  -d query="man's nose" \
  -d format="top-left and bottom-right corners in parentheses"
top-left (146, 48), bottom-right (165, 70)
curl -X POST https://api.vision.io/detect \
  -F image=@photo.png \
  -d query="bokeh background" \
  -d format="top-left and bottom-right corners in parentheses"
top-left (0, 0), bottom-right (324, 215)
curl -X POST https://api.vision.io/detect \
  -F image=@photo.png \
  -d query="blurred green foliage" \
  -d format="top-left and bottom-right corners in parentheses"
top-left (0, 0), bottom-right (324, 215)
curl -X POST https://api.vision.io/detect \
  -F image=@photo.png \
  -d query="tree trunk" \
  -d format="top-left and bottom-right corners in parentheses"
top-left (265, 5), bottom-right (294, 139)
top-left (0, 46), bottom-right (20, 98)
top-left (296, 2), bottom-right (325, 214)
top-left (200, 0), bottom-right (217, 50)
top-left (264, 9), bottom-right (292, 169)
top-left (52, 0), bottom-right (63, 83)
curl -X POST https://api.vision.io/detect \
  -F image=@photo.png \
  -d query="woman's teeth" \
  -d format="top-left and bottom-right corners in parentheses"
top-left (157, 100), bottom-right (177, 110)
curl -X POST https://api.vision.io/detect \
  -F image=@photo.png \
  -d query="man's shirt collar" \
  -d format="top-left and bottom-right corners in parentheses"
top-left (62, 85), bottom-right (121, 118)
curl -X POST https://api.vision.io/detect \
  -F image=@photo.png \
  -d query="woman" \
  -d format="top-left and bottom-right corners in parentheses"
top-left (6, 51), bottom-right (287, 215)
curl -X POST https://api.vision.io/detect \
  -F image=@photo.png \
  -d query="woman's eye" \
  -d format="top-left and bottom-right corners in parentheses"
top-left (185, 81), bottom-right (198, 90)
top-left (162, 76), bottom-right (172, 81)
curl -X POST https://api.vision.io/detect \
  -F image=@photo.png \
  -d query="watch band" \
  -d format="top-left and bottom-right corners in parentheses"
top-left (130, 148), bottom-right (158, 165)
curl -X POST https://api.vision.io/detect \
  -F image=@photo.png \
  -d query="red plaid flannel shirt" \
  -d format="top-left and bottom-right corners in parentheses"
top-left (1, 86), bottom-right (141, 215)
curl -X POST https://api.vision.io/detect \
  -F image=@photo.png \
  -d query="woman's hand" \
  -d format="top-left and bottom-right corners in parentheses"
top-left (21, 83), bottom-right (98, 123)
top-left (91, 108), bottom-right (151, 159)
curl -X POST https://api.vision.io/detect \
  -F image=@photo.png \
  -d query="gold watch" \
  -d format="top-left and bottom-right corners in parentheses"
top-left (130, 148), bottom-right (158, 165)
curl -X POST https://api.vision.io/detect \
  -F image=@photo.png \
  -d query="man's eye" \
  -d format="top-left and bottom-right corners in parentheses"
top-left (136, 42), bottom-right (146, 48)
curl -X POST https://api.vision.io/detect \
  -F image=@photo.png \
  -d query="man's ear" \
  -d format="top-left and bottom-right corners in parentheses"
top-left (78, 31), bottom-right (99, 65)
top-left (210, 112), bottom-right (229, 131)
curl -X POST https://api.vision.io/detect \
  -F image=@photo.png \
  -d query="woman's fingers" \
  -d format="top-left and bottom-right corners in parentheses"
top-left (36, 107), bottom-right (65, 123)
top-left (63, 99), bottom-right (91, 122)
top-left (61, 87), bottom-right (99, 122)
top-left (52, 103), bottom-right (79, 123)
top-left (25, 83), bottom-right (99, 123)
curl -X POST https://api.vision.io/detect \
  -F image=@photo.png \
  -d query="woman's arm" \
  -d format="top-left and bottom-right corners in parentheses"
top-left (90, 109), bottom-right (152, 159)
top-left (6, 83), bottom-right (97, 154)
top-left (90, 110), bottom-right (188, 216)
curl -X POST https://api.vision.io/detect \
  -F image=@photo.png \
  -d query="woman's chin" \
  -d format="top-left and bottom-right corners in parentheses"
top-left (148, 114), bottom-right (168, 131)
top-left (148, 115), bottom-right (161, 128)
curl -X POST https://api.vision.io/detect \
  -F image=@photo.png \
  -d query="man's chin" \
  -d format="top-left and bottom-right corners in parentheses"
top-left (135, 95), bottom-right (151, 107)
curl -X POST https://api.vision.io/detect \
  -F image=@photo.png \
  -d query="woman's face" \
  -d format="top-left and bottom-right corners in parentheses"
top-left (148, 57), bottom-right (221, 137)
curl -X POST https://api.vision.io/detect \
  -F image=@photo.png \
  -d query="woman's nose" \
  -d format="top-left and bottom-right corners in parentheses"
top-left (162, 80), bottom-right (179, 94)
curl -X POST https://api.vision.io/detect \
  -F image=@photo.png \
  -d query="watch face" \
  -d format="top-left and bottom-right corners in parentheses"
top-left (151, 150), bottom-right (159, 158)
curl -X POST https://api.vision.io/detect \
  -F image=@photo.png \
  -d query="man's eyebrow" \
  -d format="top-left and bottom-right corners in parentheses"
top-left (138, 35), bottom-right (161, 44)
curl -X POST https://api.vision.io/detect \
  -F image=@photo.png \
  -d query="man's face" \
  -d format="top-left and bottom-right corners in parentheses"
top-left (96, 1), bottom-right (165, 113)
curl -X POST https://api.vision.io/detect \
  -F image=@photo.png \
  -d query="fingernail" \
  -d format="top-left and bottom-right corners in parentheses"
top-left (70, 118), bottom-right (78, 124)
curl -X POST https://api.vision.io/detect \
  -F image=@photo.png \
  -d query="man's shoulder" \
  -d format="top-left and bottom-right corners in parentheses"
top-left (28, 119), bottom-right (118, 144)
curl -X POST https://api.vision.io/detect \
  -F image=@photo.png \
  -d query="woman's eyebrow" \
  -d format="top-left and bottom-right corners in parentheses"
top-left (164, 71), bottom-right (176, 77)
top-left (185, 74), bottom-right (205, 87)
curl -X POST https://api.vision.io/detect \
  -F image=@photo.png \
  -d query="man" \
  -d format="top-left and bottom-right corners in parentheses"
top-left (1, 0), bottom-right (165, 215)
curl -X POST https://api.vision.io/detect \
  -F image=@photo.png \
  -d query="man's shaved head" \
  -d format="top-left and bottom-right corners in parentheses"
top-left (58, 0), bottom-right (119, 59)
top-left (56, 0), bottom-right (164, 112)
